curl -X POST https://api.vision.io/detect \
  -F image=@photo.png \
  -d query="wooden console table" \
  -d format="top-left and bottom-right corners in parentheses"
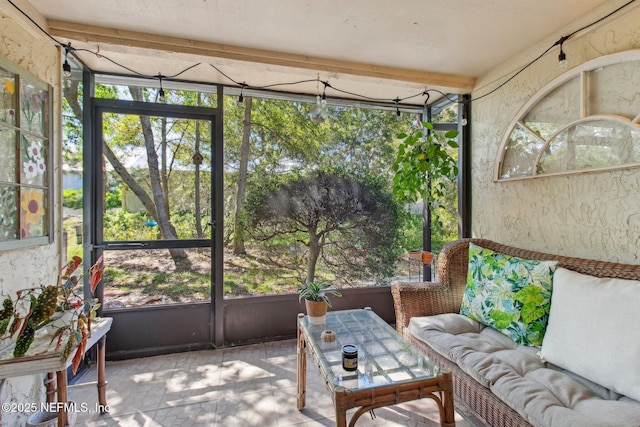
top-left (0, 317), bottom-right (112, 427)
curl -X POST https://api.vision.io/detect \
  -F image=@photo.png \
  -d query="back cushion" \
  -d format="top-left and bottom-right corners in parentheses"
top-left (460, 243), bottom-right (558, 347)
top-left (540, 267), bottom-right (640, 402)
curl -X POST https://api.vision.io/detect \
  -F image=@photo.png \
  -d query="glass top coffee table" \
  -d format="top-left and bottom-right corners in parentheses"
top-left (297, 308), bottom-right (455, 427)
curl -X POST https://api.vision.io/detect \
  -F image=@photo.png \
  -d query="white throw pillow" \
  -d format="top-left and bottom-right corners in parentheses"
top-left (540, 267), bottom-right (640, 402)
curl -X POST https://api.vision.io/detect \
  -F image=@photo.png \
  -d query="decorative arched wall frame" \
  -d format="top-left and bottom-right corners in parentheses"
top-left (495, 50), bottom-right (640, 182)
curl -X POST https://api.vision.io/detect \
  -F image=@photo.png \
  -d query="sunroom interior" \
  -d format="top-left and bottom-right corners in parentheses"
top-left (2, 0), bottom-right (640, 425)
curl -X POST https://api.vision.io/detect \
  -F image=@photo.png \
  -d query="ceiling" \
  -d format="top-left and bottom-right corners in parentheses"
top-left (24, 0), bottom-right (624, 106)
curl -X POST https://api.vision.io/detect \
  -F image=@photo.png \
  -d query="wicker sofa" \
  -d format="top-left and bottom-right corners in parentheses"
top-left (392, 238), bottom-right (640, 427)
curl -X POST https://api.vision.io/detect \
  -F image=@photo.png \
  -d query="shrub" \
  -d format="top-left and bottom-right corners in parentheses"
top-left (63, 188), bottom-right (83, 209)
top-left (105, 186), bottom-right (122, 209)
top-left (63, 188), bottom-right (121, 210)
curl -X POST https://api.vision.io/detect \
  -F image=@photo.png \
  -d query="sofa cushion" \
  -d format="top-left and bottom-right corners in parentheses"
top-left (460, 243), bottom-right (558, 347)
top-left (491, 366), bottom-right (640, 427)
top-left (409, 313), bottom-right (640, 427)
top-left (540, 267), bottom-right (640, 402)
top-left (409, 314), bottom-right (537, 387)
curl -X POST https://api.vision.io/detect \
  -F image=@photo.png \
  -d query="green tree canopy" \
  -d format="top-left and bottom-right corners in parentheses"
top-left (245, 169), bottom-right (402, 285)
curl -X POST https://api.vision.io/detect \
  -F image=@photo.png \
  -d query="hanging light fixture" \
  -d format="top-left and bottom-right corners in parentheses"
top-left (237, 83), bottom-right (247, 106)
top-left (310, 95), bottom-right (328, 123)
top-left (238, 86), bottom-right (245, 105)
top-left (557, 36), bottom-right (569, 70)
top-left (157, 74), bottom-right (166, 103)
top-left (310, 79), bottom-right (329, 123)
top-left (62, 43), bottom-right (73, 79)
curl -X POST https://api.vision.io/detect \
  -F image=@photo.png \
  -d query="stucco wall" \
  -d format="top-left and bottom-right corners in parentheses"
top-left (470, 2), bottom-right (640, 263)
top-left (0, 2), bottom-right (62, 426)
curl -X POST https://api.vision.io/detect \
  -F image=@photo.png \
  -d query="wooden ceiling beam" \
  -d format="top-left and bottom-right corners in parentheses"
top-left (48, 19), bottom-right (475, 91)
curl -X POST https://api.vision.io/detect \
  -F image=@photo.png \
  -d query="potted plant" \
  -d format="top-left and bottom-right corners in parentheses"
top-left (0, 255), bottom-right (103, 374)
top-left (393, 121), bottom-right (458, 262)
top-left (407, 250), bottom-right (434, 264)
top-left (297, 281), bottom-right (341, 325)
top-left (392, 121), bottom-right (459, 207)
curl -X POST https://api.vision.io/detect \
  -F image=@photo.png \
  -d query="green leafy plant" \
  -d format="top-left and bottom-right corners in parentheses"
top-left (105, 186), bottom-right (122, 210)
top-left (0, 256), bottom-right (103, 373)
top-left (392, 121), bottom-right (459, 206)
top-left (63, 188), bottom-right (83, 209)
top-left (297, 281), bottom-right (342, 307)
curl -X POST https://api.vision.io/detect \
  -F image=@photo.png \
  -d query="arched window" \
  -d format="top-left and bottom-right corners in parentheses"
top-left (496, 51), bottom-right (640, 181)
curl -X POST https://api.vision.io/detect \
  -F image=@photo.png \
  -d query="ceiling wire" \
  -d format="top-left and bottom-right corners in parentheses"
top-left (472, 0), bottom-right (637, 102)
top-left (5, 0), bottom-right (638, 107)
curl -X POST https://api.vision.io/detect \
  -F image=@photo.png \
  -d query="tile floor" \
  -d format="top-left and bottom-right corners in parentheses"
top-left (68, 339), bottom-right (474, 426)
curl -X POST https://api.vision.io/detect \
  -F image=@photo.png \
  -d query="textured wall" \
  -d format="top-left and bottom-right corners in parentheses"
top-left (471, 3), bottom-right (640, 263)
top-left (0, 3), bottom-right (62, 426)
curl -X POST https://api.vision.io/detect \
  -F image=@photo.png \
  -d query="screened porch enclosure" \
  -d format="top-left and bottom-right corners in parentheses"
top-left (64, 66), bottom-right (469, 358)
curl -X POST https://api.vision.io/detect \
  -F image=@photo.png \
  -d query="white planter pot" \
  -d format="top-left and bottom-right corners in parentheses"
top-left (26, 410), bottom-right (56, 427)
top-left (43, 310), bottom-right (78, 335)
top-left (26, 402), bottom-right (77, 427)
top-left (305, 300), bottom-right (328, 325)
top-left (308, 314), bottom-right (326, 325)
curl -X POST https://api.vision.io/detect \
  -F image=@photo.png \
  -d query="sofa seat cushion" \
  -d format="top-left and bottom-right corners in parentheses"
top-left (408, 313), bottom-right (640, 427)
top-left (408, 313), bottom-right (540, 388)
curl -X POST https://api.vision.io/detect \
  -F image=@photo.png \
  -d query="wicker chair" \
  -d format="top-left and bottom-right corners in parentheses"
top-left (391, 238), bottom-right (640, 427)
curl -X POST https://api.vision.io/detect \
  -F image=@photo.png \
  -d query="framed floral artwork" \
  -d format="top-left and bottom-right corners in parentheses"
top-left (0, 67), bottom-right (16, 126)
top-left (0, 57), bottom-right (52, 250)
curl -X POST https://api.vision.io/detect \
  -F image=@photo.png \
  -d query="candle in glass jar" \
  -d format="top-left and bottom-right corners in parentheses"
top-left (342, 344), bottom-right (358, 371)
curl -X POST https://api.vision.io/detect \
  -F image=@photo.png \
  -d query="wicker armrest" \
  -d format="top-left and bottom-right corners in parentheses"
top-left (391, 239), bottom-right (474, 336)
top-left (391, 280), bottom-right (458, 336)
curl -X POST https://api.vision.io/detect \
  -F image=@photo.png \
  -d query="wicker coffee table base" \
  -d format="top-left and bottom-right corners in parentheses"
top-left (297, 312), bottom-right (456, 427)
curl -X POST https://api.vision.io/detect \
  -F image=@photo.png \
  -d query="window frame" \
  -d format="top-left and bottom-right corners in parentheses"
top-left (0, 55), bottom-right (53, 251)
top-left (495, 50), bottom-right (640, 182)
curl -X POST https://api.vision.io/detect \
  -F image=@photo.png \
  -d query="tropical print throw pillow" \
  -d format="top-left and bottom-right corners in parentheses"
top-left (460, 243), bottom-right (558, 347)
